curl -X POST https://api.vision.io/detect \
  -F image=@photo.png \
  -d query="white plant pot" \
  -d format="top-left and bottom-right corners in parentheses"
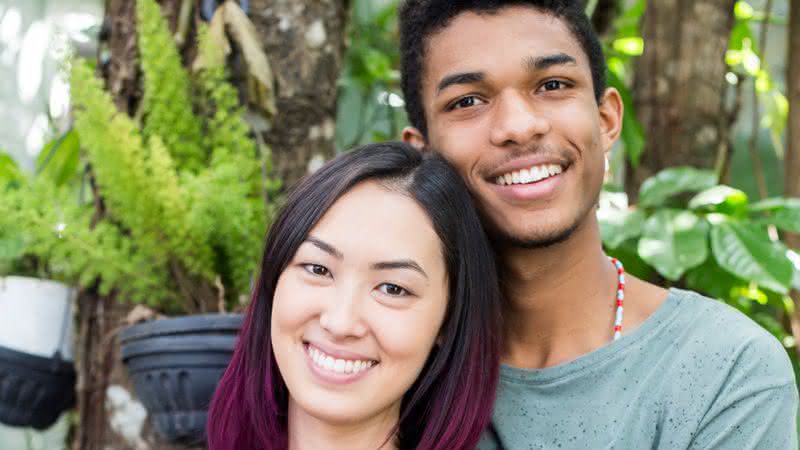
top-left (0, 276), bottom-right (75, 361)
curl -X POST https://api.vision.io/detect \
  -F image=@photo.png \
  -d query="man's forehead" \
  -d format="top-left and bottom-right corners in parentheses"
top-left (421, 7), bottom-right (587, 82)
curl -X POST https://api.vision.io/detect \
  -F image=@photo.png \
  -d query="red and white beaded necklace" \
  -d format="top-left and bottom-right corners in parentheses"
top-left (610, 257), bottom-right (626, 340)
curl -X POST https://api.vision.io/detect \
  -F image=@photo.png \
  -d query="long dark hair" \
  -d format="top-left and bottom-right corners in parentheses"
top-left (207, 142), bottom-right (501, 449)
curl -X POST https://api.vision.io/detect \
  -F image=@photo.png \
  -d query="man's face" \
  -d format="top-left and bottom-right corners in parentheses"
top-left (405, 6), bottom-right (622, 248)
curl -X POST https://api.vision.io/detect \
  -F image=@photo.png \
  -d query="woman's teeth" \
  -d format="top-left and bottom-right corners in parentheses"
top-left (307, 345), bottom-right (376, 375)
top-left (495, 164), bottom-right (563, 186)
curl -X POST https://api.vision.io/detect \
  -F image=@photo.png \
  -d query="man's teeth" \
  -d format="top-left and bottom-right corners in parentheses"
top-left (307, 345), bottom-right (375, 375)
top-left (495, 164), bottom-right (563, 186)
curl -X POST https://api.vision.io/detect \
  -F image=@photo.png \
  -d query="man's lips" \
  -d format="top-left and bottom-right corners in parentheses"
top-left (485, 166), bottom-right (566, 203)
top-left (485, 154), bottom-right (571, 181)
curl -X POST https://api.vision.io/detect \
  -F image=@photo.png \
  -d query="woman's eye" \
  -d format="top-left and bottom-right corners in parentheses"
top-left (449, 95), bottom-right (483, 110)
top-left (302, 264), bottom-right (330, 277)
top-left (377, 283), bottom-right (409, 297)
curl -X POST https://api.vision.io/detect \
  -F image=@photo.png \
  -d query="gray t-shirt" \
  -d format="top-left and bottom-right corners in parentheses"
top-left (478, 288), bottom-right (798, 450)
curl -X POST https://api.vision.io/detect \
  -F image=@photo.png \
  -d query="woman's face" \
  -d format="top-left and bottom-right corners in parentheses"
top-left (271, 180), bottom-right (449, 427)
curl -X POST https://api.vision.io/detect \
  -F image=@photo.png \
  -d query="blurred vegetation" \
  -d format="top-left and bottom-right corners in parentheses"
top-left (0, 0), bottom-right (278, 312)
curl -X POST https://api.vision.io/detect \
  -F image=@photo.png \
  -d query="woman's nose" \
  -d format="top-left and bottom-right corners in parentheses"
top-left (318, 287), bottom-right (368, 339)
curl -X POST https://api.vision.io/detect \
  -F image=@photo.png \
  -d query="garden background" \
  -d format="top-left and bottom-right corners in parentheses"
top-left (0, 0), bottom-right (799, 448)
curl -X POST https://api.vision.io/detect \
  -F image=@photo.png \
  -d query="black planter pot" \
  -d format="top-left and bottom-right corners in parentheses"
top-left (0, 345), bottom-right (76, 429)
top-left (119, 313), bottom-right (243, 444)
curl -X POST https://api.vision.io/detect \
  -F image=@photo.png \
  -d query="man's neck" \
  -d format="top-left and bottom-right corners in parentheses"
top-left (287, 400), bottom-right (398, 450)
top-left (500, 215), bottom-right (626, 369)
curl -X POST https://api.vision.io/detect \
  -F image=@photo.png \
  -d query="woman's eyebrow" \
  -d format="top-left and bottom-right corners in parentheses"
top-left (371, 260), bottom-right (428, 279)
top-left (305, 236), bottom-right (343, 259)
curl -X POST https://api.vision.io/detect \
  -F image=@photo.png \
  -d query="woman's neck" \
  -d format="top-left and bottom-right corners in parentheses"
top-left (287, 399), bottom-right (399, 450)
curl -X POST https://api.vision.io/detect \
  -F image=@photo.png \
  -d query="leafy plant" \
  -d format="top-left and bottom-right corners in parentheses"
top-left (0, 0), bottom-right (277, 313)
top-left (600, 167), bottom-right (799, 346)
top-left (336, 0), bottom-right (407, 150)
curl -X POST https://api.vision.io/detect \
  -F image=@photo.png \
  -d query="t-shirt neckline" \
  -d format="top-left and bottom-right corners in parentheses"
top-left (499, 287), bottom-right (687, 385)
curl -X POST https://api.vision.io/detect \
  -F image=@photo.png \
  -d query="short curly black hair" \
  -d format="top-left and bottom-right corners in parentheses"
top-left (399, 0), bottom-right (607, 138)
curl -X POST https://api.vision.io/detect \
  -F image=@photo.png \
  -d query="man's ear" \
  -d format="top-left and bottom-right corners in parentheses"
top-left (598, 87), bottom-right (623, 152)
top-left (402, 126), bottom-right (427, 150)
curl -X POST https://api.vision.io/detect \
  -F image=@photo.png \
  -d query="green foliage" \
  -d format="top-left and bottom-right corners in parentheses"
top-left (336, 0), bottom-right (407, 149)
top-left (0, 168), bottom-right (153, 299)
top-left (35, 130), bottom-right (81, 187)
top-left (601, 167), bottom-right (798, 348)
top-left (638, 167), bottom-right (719, 208)
top-left (0, 0), bottom-right (276, 311)
top-left (602, 0), bottom-right (647, 168)
top-left (137, 0), bottom-right (206, 171)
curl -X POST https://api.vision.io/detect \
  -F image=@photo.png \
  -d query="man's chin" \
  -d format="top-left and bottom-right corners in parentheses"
top-left (490, 221), bottom-right (580, 250)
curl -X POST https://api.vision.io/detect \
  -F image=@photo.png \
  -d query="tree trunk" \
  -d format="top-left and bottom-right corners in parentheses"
top-left (627, 0), bottom-right (736, 199)
top-left (249, 0), bottom-right (349, 187)
top-left (785, 0), bottom-right (800, 361)
top-left (74, 0), bottom-right (348, 448)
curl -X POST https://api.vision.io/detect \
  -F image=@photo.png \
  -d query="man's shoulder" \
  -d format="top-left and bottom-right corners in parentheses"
top-left (663, 288), bottom-right (794, 385)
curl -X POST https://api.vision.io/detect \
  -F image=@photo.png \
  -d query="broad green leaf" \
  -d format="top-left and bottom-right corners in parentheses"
top-left (600, 208), bottom-right (646, 249)
top-left (685, 257), bottom-right (745, 300)
top-left (749, 197), bottom-right (800, 233)
top-left (749, 197), bottom-right (800, 212)
top-left (605, 239), bottom-right (655, 281)
top-left (688, 185), bottom-right (748, 215)
top-left (710, 222), bottom-right (793, 294)
top-left (36, 130), bottom-right (81, 186)
top-left (788, 249), bottom-right (800, 291)
top-left (637, 210), bottom-right (710, 280)
top-left (638, 167), bottom-right (718, 208)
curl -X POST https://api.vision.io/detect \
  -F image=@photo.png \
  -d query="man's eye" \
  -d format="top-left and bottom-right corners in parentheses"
top-left (377, 283), bottom-right (409, 297)
top-left (449, 96), bottom-right (483, 110)
top-left (542, 80), bottom-right (566, 91)
top-left (302, 264), bottom-right (330, 277)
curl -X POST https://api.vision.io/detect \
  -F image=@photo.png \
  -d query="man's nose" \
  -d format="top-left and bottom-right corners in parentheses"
top-left (489, 90), bottom-right (550, 147)
top-left (318, 286), bottom-right (368, 339)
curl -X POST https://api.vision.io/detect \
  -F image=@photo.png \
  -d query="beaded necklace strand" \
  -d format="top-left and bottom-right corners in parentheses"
top-left (611, 257), bottom-right (626, 341)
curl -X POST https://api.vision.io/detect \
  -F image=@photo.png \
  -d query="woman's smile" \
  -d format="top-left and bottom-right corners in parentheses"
top-left (303, 342), bottom-right (379, 384)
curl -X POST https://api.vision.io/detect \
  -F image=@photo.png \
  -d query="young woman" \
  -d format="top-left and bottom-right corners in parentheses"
top-left (207, 142), bottom-right (501, 450)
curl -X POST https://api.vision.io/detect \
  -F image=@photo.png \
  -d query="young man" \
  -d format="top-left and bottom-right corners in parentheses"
top-left (398, 1), bottom-right (798, 448)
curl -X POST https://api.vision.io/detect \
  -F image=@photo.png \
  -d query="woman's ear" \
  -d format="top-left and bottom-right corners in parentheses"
top-left (402, 126), bottom-right (427, 150)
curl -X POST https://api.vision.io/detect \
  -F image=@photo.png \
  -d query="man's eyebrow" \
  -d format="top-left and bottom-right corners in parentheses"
top-left (436, 71), bottom-right (485, 94)
top-left (305, 236), bottom-right (343, 259)
top-left (526, 52), bottom-right (577, 71)
top-left (371, 260), bottom-right (428, 279)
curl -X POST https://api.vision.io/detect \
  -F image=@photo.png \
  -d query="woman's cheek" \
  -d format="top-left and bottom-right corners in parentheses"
top-left (372, 309), bottom-right (442, 365)
top-left (272, 272), bottom-right (320, 331)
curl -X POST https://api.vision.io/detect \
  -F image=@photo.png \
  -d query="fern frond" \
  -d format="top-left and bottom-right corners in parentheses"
top-left (137, 0), bottom-right (205, 171)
